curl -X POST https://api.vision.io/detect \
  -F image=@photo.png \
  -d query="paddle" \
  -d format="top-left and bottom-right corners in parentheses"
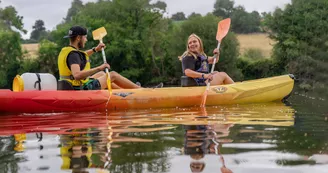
top-left (92, 27), bottom-right (112, 96)
top-left (200, 18), bottom-right (231, 107)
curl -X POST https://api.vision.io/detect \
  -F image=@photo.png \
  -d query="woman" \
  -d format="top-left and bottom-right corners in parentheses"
top-left (179, 34), bottom-right (234, 86)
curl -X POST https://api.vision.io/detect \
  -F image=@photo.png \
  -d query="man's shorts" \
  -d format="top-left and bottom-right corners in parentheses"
top-left (73, 79), bottom-right (101, 90)
top-left (83, 79), bottom-right (101, 90)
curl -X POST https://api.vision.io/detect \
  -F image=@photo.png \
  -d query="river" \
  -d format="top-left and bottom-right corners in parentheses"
top-left (0, 89), bottom-right (327, 173)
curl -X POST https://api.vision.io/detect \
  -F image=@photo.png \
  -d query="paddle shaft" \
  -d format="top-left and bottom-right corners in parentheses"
top-left (205, 41), bottom-right (221, 90)
top-left (100, 39), bottom-right (109, 73)
top-left (98, 38), bottom-right (112, 97)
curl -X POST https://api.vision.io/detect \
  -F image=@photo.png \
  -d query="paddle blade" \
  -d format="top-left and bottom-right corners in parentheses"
top-left (92, 27), bottom-right (107, 40)
top-left (216, 18), bottom-right (231, 42)
top-left (200, 89), bottom-right (208, 107)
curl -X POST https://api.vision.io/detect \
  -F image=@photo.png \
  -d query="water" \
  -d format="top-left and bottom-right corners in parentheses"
top-left (0, 91), bottom-right (327, 173)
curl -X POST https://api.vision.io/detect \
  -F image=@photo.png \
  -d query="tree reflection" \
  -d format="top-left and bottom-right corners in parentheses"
top-left (0, 136), bottom-right (19, 173)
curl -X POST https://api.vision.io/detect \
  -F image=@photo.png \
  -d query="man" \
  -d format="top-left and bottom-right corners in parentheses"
top-left (58, 25), bottom-right (142, 90)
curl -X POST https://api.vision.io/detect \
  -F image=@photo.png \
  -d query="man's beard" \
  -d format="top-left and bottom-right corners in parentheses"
top-left (78, 40), bottom-right (84, 49)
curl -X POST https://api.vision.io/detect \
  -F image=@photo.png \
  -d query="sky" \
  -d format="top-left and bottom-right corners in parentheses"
top-left (1, 0), bottom-right (291, 39)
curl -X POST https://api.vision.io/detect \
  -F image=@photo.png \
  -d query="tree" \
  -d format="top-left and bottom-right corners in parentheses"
top-left (0, 5), bottom-right (26, 33)
top-left (0, 30), bottom-right (22, 88)
top-left (213, 0), bottom-right (234, 18)
top-left (152, 1), bottom-right (167, 11)
top-left (188, 12), bottom-right (202, 19)
top-left (171, 12), bottom-right (186, 21)
top-left (0, 5), bottom-right (25, 88)
top-left (64, 0), bottom-right (84, 22)
top-left (264, 0), bottom-right (328, 86)
top-left (230, 6), bottom-right (261, 33)
top-left (213, 1), bottom-right (261, 34)
top-left (30, 19), bottom-right (48, 41)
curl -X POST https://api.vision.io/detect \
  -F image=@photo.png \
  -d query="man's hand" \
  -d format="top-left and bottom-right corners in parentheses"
top-left (98, 63), bottom-right (110, 71)
top-left (95, 43), bottom-right (106, 52)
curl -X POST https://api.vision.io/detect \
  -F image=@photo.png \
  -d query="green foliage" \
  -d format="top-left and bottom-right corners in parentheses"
top-left (237, 58), bottom-right (280, 80)
top-left (0, 30), bottom-right (22, 89)
top-left (213, 0), bottom-right (234, 18)
top-left (213, 0), bottom-right (261, 33)
top-left (188, 12), bottom-right (202, 19)
top-left (264, 0), bottom-right (328, 85)
top-left (64, 0), bottom-right (84, 22)
top-left (18, 58), bottom-right (39, 74)
top-left (37, 40), bottom-right (60, 77)
top-left (120, 67), bottom-right (144, 82)
top-left (231, 7), bottom-right (261, 33)
top-left (152, 1), bottom-right (167, 11)
top-left (0, 5), bottom-right (26, 33)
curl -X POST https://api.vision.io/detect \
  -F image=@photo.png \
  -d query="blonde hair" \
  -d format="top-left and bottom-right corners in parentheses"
top-left (178, 33), bottom-right (207, 61)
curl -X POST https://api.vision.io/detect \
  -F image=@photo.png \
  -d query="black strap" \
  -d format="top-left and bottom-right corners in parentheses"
top-left (34, 73), bottom-right (42, 90)
top-left (36, 133), bottom-right (43, 142)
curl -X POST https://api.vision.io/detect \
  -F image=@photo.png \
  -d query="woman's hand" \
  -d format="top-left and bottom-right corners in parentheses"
top-left (213, 48), bottom-right (220, 55)
top-left (204, 73), bottom-right (214, 81)
top-left (208, 48), bottom-right (220, 64)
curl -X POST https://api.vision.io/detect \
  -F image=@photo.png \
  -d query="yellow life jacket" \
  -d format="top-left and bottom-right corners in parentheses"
top-left (58, 47), bottom-right (91, 86)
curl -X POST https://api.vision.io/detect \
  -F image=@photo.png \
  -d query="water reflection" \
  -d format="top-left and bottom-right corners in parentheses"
top-left (1, 102), bottom-right (326, 173)
top-left (184, 124), bottom-right (233, 173)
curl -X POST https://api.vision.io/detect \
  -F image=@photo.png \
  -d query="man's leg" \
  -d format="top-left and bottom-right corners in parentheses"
top-left (91, 71), bottom-right (106, 79)
top-left (110, 71), bottom-right (140, 89)
top-left (96, 71), bottom-right (140, 89)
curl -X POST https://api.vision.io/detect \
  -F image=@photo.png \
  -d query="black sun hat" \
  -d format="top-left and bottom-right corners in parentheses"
top-left (63, 26), bottom-right (88, 38)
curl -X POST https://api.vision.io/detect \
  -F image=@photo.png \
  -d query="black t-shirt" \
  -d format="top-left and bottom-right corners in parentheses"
top-left (67, 51), bottom-right (87, 71)
top-left (182, 55), bottom-right (208, 75)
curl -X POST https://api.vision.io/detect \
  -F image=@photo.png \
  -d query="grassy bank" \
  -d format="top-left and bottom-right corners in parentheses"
top-left (237, 33), bottom-right (274, 58)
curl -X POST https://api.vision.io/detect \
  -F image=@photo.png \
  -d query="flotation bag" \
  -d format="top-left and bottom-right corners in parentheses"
top-left (13, 73), bottom-right (57, 92)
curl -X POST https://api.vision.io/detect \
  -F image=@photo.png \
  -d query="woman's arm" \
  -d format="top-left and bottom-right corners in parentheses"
top-left (184, 69), bottom-right (213, 81)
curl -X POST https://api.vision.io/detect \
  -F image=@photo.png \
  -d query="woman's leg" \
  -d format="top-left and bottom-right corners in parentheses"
top-left (209, 72), bottom-right (234, 85)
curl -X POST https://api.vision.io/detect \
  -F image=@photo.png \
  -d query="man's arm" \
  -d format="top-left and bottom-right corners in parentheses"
top-left (67, 51), bottom-right (103, 80)
top-left (85, 43), bottom-right (106, 56)
top-left (70, 64), bottom-right (102, 80)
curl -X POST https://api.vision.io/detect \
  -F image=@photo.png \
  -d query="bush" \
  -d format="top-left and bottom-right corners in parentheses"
top-left (37, 40), bottom-right (60, 77)
top-left (237, 58), bottom-right (280, 80)
top-left (0, 30), bottom-right (22, 89)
